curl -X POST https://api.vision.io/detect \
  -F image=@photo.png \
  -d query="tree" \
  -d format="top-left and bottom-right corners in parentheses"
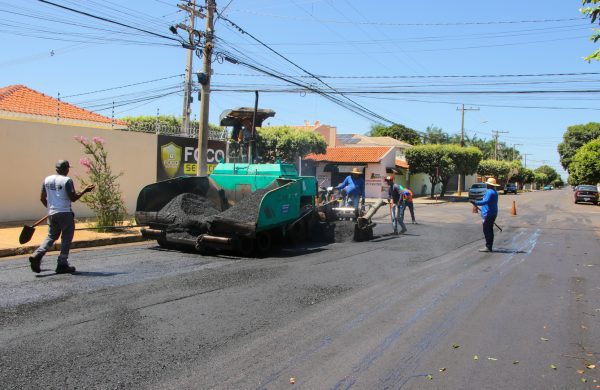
top-left (256, 126), bottom-right (327, 163)
top-left (75, 136), bottom-right (127, 230)
top-left (406, 145), bottom-right (444, 198)
top-left (369, 123), bottom-right (422, 145)
top-left (581, 0), bottom-right (600, 61)
top-left (406, 144), bottom-right (460, 198)
top-left (477, 160), bottom-right (512, 183)
top-left (568, 138), bottom-right (600, 185)
top-left (511, 166), bottom-right (535, 187)
top-left (553, 177), bottom-right (565, 188)
top-left (122, 115), bottom-right (223, 133)
top-left (534, 172), bottom-right (549, 187)
top-left (445, 144), bottom-right (483, 193)
top-left (423, 125), bottom-right (450, 144)
top-left (557, 122), bottom-right (600, 170)
top-left (534, 165), bottom-right (559, 184)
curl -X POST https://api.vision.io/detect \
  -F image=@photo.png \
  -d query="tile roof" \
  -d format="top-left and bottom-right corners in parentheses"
top-left (395, 159), bottom-right (409, 168)
top-left (337, 134), bottom-right (413, 147)
top-left (0, 84), bottom-right (125, 125)
top-left (305, 146), bottom-right (393, 163)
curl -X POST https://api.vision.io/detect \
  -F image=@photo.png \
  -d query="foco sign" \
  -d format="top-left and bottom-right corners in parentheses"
top-left (157, 135), bottom-right (226, 181)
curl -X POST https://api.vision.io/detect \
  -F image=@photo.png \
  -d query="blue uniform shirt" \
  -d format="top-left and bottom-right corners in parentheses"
top-left (337, 175), bottom-right (365, 199)
top-left (475, 188), bottom-right (498, 218)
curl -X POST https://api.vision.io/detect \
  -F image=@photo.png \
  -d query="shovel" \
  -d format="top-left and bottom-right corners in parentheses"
top-left (471, 204), bottom-right (503, 232)
top-left (19, 215), bottom-right (48, 244)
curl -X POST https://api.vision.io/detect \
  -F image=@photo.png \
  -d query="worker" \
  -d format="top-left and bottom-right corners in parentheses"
top-left (471, 177), bottom-right (500, 252)
top-left (403, 187), bottom-right (417, 224)
top-left (385, 176), bottom-right (407, 235)
top-left (28, 160), bottom-right (95, 274)
top-left (337, 167), bottom-right (365, 209)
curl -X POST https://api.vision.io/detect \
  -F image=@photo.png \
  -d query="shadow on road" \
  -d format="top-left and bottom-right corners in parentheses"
top-left (35, 271), bottom-right (127, 278)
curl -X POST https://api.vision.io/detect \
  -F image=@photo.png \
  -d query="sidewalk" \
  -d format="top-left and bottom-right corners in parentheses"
top-left (0, 221), bottom-right (148, 258)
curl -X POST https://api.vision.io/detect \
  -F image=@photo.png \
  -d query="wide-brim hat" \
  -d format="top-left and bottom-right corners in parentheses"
top-left (351, 167), bottom-right (362, 174)
top-left (485, 177), bottom-right (500, 186)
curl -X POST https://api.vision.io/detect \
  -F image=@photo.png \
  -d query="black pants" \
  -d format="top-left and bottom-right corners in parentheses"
top-left (406, 201), bottom-right (415, 222)
top-left (482, 214), bottom-right (497, 250)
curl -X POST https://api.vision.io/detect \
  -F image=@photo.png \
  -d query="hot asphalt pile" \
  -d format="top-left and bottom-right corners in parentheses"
top-left (213, 189), bottom-right (268, 224)
top-left (154, 191), bottom-right (356, 246)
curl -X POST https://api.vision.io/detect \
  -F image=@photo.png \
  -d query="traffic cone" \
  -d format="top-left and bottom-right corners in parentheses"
top-left (511, 200), bottom-right (517, 216)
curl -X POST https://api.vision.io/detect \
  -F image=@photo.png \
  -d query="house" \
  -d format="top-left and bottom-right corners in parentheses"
top-left (304, 146), bottom-right (395, 199)
top-left (0, 84), bottom-right (153, 221)
top-left (0, 84), bottom-right (126, 128)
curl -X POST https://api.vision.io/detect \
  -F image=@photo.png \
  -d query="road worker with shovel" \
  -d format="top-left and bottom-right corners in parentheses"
top-left (28, 160), bottom-right (94, 274)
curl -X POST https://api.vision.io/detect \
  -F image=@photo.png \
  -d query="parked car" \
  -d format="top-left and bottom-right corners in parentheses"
top-left (503, 183), bottom-right (517, 195)
top-left (468, 183), bottom-right (488, 200)
top-left (543, 185), bottom-right (553, 190)
top-left (573, 185), bottom-right (599, 205)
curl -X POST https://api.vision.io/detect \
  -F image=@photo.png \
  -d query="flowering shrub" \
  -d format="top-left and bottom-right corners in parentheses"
top-left (74, 135), bottom-right (126, 230)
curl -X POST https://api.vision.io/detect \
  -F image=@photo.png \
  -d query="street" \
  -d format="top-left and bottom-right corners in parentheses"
top-left (1, 189), bottom-right (599, 390)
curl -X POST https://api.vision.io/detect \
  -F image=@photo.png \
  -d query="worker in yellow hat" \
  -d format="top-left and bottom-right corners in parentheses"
top-left (471, 177), bottom-right (500, 252)
top-left (336, 167), bottom-right (365, 210)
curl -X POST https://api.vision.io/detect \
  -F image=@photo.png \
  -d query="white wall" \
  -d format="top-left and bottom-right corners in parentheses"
top-left (315, 164), bottom-right (331, 188)
top-left (0, 118), bottom-right (156, 222)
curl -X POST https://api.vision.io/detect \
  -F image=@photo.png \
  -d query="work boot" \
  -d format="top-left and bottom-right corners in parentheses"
top-left (55, 264), bottom-right (76, 274)
top-left (29, 255), bottom-right (41, 273)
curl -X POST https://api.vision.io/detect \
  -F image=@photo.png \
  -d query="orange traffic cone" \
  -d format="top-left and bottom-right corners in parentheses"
top-left (511, 200), bottom-right (517, 216)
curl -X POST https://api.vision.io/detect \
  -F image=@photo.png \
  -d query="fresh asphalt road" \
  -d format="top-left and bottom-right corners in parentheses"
top-left (1, 189), bottom-right (599, 390)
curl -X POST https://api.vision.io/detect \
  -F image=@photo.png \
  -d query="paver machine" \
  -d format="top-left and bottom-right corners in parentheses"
top-left (135, 107), bottom-right (318, 256)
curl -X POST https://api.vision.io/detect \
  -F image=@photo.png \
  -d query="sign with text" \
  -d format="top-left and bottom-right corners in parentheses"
top-left (157, 135), bottom-right (226, 181)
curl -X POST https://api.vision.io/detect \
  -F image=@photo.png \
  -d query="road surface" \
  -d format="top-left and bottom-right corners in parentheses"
top-left (1, 189), bottom-right (598, 389)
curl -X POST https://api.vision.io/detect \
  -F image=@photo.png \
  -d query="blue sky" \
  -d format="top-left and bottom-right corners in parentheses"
top-left (1, 0), bottom-right (598, 178)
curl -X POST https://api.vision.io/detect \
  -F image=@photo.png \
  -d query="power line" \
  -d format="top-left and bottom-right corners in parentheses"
top-left (228, 9), bottom-right (586, 26)
top-left (61, 74), bottom-right (184, 98)
top-left (217, 14), bottom-right (398, 125)
top-left (213, 71), bottom-right (600, 79)
top-left (37, 0), bottom-right (180, 42)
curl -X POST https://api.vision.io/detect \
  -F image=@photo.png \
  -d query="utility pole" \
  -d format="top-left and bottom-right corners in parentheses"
top-left (197, 0), bottom-right (215, 177)
top-left (522, 153), bottom-right (531, 168)
top-left (492, 130), bottom-right (509, 160)
top-left (177, 0), bottom-right (199, 136)
top-left (456, 104), bottom-right (479, 196)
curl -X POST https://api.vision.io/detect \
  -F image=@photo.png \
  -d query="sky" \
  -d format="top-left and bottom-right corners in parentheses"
top-left (1, 0), bottom-right (599, 179)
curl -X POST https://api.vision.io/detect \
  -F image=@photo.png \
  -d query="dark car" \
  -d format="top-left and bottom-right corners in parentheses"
top-left (503, 183), bottom-right (517, 195)
top-left (574, 185), bottom-right (599, 205)
top-left (468, 183), bottom-right (488, 201)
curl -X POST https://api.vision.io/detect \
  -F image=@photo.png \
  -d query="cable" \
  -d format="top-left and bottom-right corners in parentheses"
top-left (61, 74), bottom-right (184, 98)
top-left (228, 9), bottom-right (585, 26)
top-left (217, 14), bottom-right (398, 125)
top-left (37, 0), bottom-right (180, 42)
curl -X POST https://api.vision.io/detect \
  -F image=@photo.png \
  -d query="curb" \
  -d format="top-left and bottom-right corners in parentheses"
top-left (0, 235), bottom-right (151, 258)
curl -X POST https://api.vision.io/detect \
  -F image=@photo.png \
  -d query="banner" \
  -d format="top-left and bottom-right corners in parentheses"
top-left (157, 135), bottom-right (226, 181)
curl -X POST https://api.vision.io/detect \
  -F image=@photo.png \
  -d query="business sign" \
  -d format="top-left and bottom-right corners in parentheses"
top-left (157, 135), bottom-right (226, 181)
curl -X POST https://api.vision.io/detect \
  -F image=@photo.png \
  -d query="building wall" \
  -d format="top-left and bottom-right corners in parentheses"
top-left (0, 118), bottom-right (155, 222)
top-left (315, 163), bottom-right (331, 189)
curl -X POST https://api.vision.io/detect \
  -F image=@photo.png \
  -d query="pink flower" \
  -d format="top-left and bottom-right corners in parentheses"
top-left (79, 157), bottom-right (92, 172)
top-left (74, 135), bottom-right (89, 145)
top-left (92, 136), bottom-right (105, 145)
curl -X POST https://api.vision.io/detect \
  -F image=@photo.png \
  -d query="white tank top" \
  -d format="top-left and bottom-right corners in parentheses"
top-left (44, 174), bottom-right (73, 215)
